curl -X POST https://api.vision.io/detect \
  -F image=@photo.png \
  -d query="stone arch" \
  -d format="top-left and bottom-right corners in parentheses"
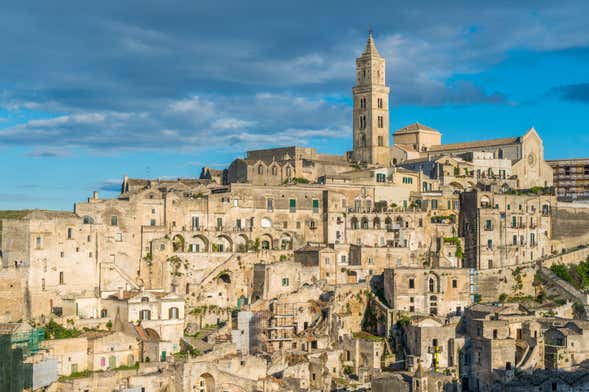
top-left (197, 373), bottom-right (215, 392)
top-left (360, 217), bottom-right (369, 229)
top-left (236, 234), bottom-right (248, 252)
top-left (351, 217), bottom-right (359, 229)
top-left (190, 234), bottom-right (209, 253)
top-left (427, 273), bottom-right (440, 293)
top-left (144, 328), bottom-right (160, 340)
top-left (480, 196), bottom-right (491, 208)
top-left (279, 233), bottom-right (292, 250)
top-left (373, 216), bottom-right (381, 229)
top-left (217, 272), bottom-right (231, 284)
top-left (82, 215), bottom-right (94, 224)
top-left (449, 181), bottom-right (464, 190)
top-left (467, 181), bottom-right (476, 189)
top-left (214, 235), bottom-right (233, 252)
top-left (260, 233), bottom-right (273, 250)
top-left (172, 234), bottom-right (185, 252)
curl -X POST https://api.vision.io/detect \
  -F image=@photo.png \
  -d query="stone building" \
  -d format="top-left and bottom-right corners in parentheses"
top-left (544, 320), bottom-right (589, 369)
top-left (547, 158), bottom-right (589, 201)
top-left (102, 290), bottom-right (185, 350)
top-left (85, 331), bottom-right (140, 370)
top-left (402, 315), bottom-right (463, 371)
top-left (383, 267), bottom-right (472, 316)
top-left (392, 126), bottom-right (553, 190)
top-left (460, 190), bottom-right (554, 270)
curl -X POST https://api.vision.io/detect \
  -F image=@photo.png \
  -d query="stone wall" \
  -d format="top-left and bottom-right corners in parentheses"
top-left (476, 265), bottom-right (536, 302)
top-left (0, 267), bottom-right (25, 321)
top-left (552, 202), bottom-right (589, 249)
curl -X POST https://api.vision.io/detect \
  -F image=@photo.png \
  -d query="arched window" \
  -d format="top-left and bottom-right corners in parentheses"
top-left (351, 217), bottom-right (359, 230)
top-left (429, 277), bottom-right (435, 293)
top-left (139, 309), bottom-right (151, 321)
top-left (168, 307), bottom-right (179, 319)
top-left (141, 297), bottom-right (149, 303)
top-left (257, 165), bottom-right (264, 175)
top-left (100, 309), bottom-right (108, 318)
top-left (498, 149), bottom-right (504, 159)
top-left (373, 217), bottom-right (381, 229)
top-left (361, 217), bottom-right (369, 229)
top-left (361, 134), bottom-right (366, 147)
top-left (285, 167), bottom-right (292, 177)
top-left (271, 166), bottom-right (277, 176)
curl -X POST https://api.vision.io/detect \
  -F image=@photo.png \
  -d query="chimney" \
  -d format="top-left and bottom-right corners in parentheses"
top-left (93, 191), bottom-right (99, 200)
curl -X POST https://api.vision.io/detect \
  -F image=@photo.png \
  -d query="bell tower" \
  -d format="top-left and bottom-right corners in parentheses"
top-left (352, 31), bottom-right (390, 166)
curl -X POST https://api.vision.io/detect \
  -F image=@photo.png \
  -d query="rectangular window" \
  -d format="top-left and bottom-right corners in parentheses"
top-left (115, 233), bottom-right (122, 242)
top-left (378, 136), bottom-right (383, 146)
top-left (409, 278), bottom-right (415, 289)
top-left (67, 228), bottom-right (72, 239)
top-left (513, 235), bottom-right (517, 245)
top-left (111, 216), bottom-right (118, 226)
top-left (487, 239), bottom-right (493, 249)
top-left (289, 199), bottom-right (296, 213)
top-left (36, 236), bottom-right (42, 249)
top-left (216, 217), bottom-right (222, 229)
top-left (281, 278), bottom-right (289, 287)
top-left (324, 257), bottom-right (330, 265)
top-left (191, 216), bottom-right (199, 230)
top-left (233, 199), bottom-right (238, 207)
top-left (150, 219), bottom-right (156, 226)
top-left (312, 199), bottom-right (319, 213)
top-left (236, 219), bottom-right (242, 229)
top-left (402, 177), bottom-right (413, 184)
top-left (452, 279), bottom-right (457, 288)
top-left (431, 200), bottom-right (438, 210)
top-left (267, 198), bottom-right (273, 211)
top-left (59, 271), bottom-right (64, 285)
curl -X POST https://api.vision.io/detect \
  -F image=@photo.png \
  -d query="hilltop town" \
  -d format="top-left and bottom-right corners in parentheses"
top-left (3, 33), bottom-right (589, 392)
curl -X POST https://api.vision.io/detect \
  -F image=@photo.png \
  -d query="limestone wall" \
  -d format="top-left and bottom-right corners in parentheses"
top-left (552, 202), bottom-right (589, 249)
top-left (476, 265), bottom-right (536, 301)
top-left (0, 267), bottom-right (25, 321)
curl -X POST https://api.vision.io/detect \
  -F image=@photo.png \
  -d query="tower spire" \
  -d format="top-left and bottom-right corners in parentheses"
top-left (362, 29), bottom-right (382, 58)
top-left (352, 29), bottom-right (390, 166)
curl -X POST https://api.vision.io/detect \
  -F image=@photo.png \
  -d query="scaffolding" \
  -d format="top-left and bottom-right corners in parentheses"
top-left (11, 328), bottom-right (45, 356)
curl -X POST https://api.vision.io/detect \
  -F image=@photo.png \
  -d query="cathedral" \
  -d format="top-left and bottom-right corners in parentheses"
top-left (211, 32), bottom-right (553, 190)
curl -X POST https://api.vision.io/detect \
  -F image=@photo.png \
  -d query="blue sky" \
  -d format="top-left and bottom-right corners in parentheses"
top-left (1, 1), bottom-right (589, 210)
